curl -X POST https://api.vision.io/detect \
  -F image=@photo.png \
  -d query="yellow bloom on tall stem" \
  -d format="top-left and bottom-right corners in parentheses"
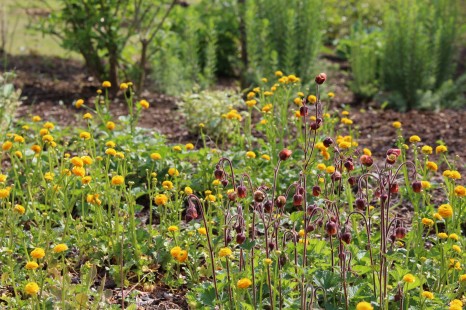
top-left (25, 282), bottom-right (40, 295)
top-left (237, 278), bottom-right (252, 289)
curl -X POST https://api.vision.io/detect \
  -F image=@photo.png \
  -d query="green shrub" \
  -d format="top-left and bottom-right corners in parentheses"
top-left (381, 0), bottom-right (461, 110)
top-left (0, 72), bottom-right (21, 133)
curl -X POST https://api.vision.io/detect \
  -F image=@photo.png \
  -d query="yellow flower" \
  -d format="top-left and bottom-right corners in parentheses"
top-left (421, 181), bottom-right (431, 189)
top-left (438, 204), bottom-right (453, 218)
top-left (120, 83), bottom-right (128, 90)
top-left (81, 156), bottom-right (93, 165)
top-left (140, 100), bottom-right (150, 109)
top-left (454, 185), bottom-right (466, 197)
top-left (184, 187), bottom-right (193, 195)
top-left (43, 122), bottom-right (54, 130)
top-left (111, 175), bottom-right (125, 186)
top-left (106, 121), bottom-right (115, 130)
top-left (409, 135), bottom-right (421, 143)
top-left (25, 261), bottom-right (39, 270)
top-left (72, 166), bottom-right (86, 177)
top-left (453, 245), bottom-right (462, 253)
top-left (219, 247), bottom-right (232, 257)
top-left (168, 226), bottom-right (178, 232)
top-left (14, 204), bottom-right (25, 214)
top-left (261, 154), bottom-right (271, 161)
top-left (450, 299), bottom-right (463, 310)
top-left (328, 92), bottom-right (335, 98)
top-left (403, 273), bottom-right (415, 283)
top-left (155, 194), bottom-right (168, 206)
top-left (105, 148), bottom-right (117, 156)
top-left (71, 156), bottom-right (84, 167)
top-left (356, 301), bottom-right (374, 310)
top-left (246, 151), bottom-right (256, 159)
top-left (32, 115), bottom-right (42, 122)
top-left (168, 168), bottom-right (179, 177)
top-left (25, 282), bottom-right (40, 295)
top-left (106, 141), bottom-right (116, 148)
top-left (31, 144), bottom-right (41, 154)
top-left (363, 148), bottom-right (372, 156)
top-left (44, 172), bottom-right (55, 182)
top-left (422, 291), bottom-right (434, 300)
top-left (162, 180), bottom-right (173, 190)
top-left (176, 250), bottom-right (188, 263)
top-left (237, 278), bottom-right (252, 289)
top-left (30, 248), bottom-right (45, 259)
top-left (264, 258), bottom-right (273, 265)
top-left (449, 171), bottom-right (461, 179)
top-left (170, 246), bottom-right (181, 258)
top-left (426, 161), bottom-right (438, 171)
top-left (53, 244), bottom-right (68, 253)
top-left (14, 151), bottom-right (22, 159)
top-left (13, 135), bottom-right (25, 143)
top-left (102, 81), bottom-right (111, 88)
top-left (0, 188), bottom-right (10, 199)
top-left (421, 145), bottom-right (432, 155)
top-left (150, 152), bottom-right (162, 160)
top-left (341, 111), bottom-right (350, 116)
top-left (421, 218), bottom-right (434, 226)
top-left (0, 174), bottom-right (6, 183)
top-left (392, 121), bottom-right (402, 129)
top-left (459, 274), bottom-right (466, 282)
top-left (436, 145), bottom-right (448, 154)
top-left (83, 113), bottom-right (93, 120)
top-left (325, 166), bottom-right (335, 174)
top-left (338, 141), bottom-right (352, 149)
top-left (79, 132), bottom-right (91, 140)
top-left (198, 227), bottom-right (207, 235)
top-left (317, 163), bottom-right (326, 171)
top-left (246, 99), bottom-right (257, 107)
top-left (307, 95), bottom-right (317, 104)
top-left (260, 119), bottom-right (268, 125)
top-left (39, 128), bottom-right (49, 136)
top-left (173, 145), bottom-right (182, 152)
top-left (293, 97), bottom-right (302, 106)
top-left (261, 78), bottom-right (268, 83)
top-left (438, 232), bottom-right (448, 239)
top-left (261, 103), bottom-right (273, 113)
top-left (185, 143), bottom-right (194, 150)
top-left (116, 152), bottom-right (125, 159)
top-left (275, 71), bottom-right (283, 77)
top-left (206, 194), bottom-right (216, 202)
top-left (212, 180), bottom-right (221, 186)
top-left (449, 233), bottom-right (459, 241)
top-left (2, 141), bottom-right (13, 151)
top-left (75, 99), bottom-right (84, 108)
top-left (81, 176), bottom-right (92, 184)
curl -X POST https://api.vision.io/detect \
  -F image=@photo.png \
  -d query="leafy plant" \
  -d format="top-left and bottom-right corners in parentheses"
top-left (0, 72), bottom-right (21, 133)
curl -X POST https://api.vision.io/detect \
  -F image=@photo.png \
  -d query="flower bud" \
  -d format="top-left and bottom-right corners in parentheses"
top-left (395, 227), bottom-right (407, 239)
top-left (360, 155), bottom-right (373, 167)
top-left (331, 171), bottom-right (342, 181)
top-left (386, 154), bottom-right (397, 165)
top-left (341, 232), bottom-right (352, 244)
top-left (389, 183), bottom-right (399, 194)
top-left (306, 224), bottom-right (315, 233)
top-left (254, 190), bottom-right (265, 203)
top-left (355, 198), bottom-right (366, 211)
top-left (298, 186), bottom-right (305, 195)
top-left (380, 194), bottom-right (388, 203)
top-left (236, 233), bottom-right (246, 244)
top-left (235, 224), bottom-right (242, 233)
top-left (348, 176), bottom-right (357, 186)
top-left (312, 185), bottom-right (321, 197)
top-left (279, 254), bottom-right (287, 267)
top-left (237, 185), bottom-right (247, 198)
top-left (185, 206), bottom-right (198, 223)
top-left (389, 234), bottom-right (396, 243)
top-left (226, 234), bottom-right (232, 244)
top-left (293, 194), bottom-right (303, 207)
top-left (326, 221), bottom-right (338, 236)
top-left (323, 137), bottom-right (334, 148)
top-left (306, 204), bottom-right (316, 215)
top-left (268, 242), bottom-right (275, 250)
top-left (338, 252), bottom-right (346, 261)
top-left (221, 179), bottom-right (229, 187)
top-left (228, 191), bottom-right (237, 201)
top-left (276, 195), bottom-right (287, 208)
top-left (344, 160), bottom-right (354, 171)
top-left (214, 169), bottom-right (224, 180)
top-left (264, 200), bottom-right (273, 213)
top-left (315, 73), bottom-right (327, 85)
top-left (299, 106), bottom-right (308, 117)
top-left (279, 149), bottom-right (292, 161)
top-left (412, 181), bottom-right (422, 193)
top-left (310, 122), bottom-right (321, 131)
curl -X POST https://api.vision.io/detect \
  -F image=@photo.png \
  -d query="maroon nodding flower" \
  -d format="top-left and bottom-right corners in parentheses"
top-left (221, 179), bottom-right (229, 187)
top-left (341, 232), bottom-right (352, 244)
top-left (306, 224), bottom-right (315, 233)
top-left (268, 242), bottom-right (275, 250)
top-left (323, 137), bottom-right (334, 148)
top-left (214, 168), bottom-right (224, 180)
top-left (293, 193), bottom-right (304, 207)
top-left (360, 154), bottom-right (373, 167)
top-left (279, 149), bottom-right (293, 161)
top-left (254, 190), bottom-right (265, 203)
top-left (412, 181), bottom-right (422, 193)
top-left (390, 183), bottom-right (399, 194)
top-left (300, 106), bottom-right (308, 117)
top-left (312, 185), bottom-right (321, 197)
top-left (276, 195), bottom-right (287, 208)
top-left (226, 234), bottom-right (232, 245)
top-left (236, 233), bottom-right (246, 244)
top-left (344, 160), bottom-right (354, 171)
top-left (348, 176), bottom-right (357, 186)
top-left (237, 185), bottom-right (247, 198)
top-left (315, 72), bottom-right (327, 85)
top-left (386, 148), bottom-right (401, 157)
top-left (331, 171), bottom-right (342, 181)
top-left (395, 227), bottom-right (407, 239)
top-left (310, 122), bottom-right (321, 131)
top-left (355, 197), bottom-right (366, 211)
top-left (185, 205), bottom-right (198, 223)
top-left (228, 191), bottom-right (237, 201)
top-left (326, 221), bottom-right (338, 236)
top-left (264, 200), bottom-right (273, 213)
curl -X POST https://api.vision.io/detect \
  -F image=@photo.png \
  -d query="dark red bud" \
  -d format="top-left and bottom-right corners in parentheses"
top-left (236, 233), bottom-right (246, 244)
top-left (226, 234), bottom-right (232, 244)
top-left (348, 176), bottom-right (357, 186)
top-left (386, 154), bottom-right (397, 165)
top-left (237, 185), bottom-right (247, 198)
top-left (254, 190), bottom-right (265, 203)
top-left (386, 148), bottom-right (401, 157)
top-left (360, 155), bottom-right (373, 167)
top-left (279, 254), bottom-right (287, 267)
top-left (264, 200), bottom-right (273, 213)
top-left (338, 252), bottom-right (346, 261)
top-left (395, 227), bottom-right (407, 239)
top-left (306, 204), bottom-right (316, 215)
top-left (323, 137), bottom-right (334, 148)
top-left (389, 234), bottom-right (396, 243)
top-left (412, 181), bottom-right (422, 193)
top-left (214, 169), bottom-right (224, 180)
top-left (221, 179), bottom-right (229, 187)
top-left (268, 242), bottom-right (275, 250)
top-left (306, 224), bottom-right (315, 233)
top-left (331, 171), bottom-right (342, 181)
top-left (315, 73), bottom-right (327, 85)
top-left (293, 194), bottom-right (303, 207)
top-left (344, 160), bottom-right (354, 171)
top-left (310, 122), bottom-right (321, 130)
top-left (355, 198), bottom-right (366, 211)
top-left (279, 149), bottom-right (292, 161)
top-left (326, 221), bottom-right (338, 236)
top-left (312, 185), bottom-right (321, 197)
top-left (276, 196), bottom-right (287, 208)
top-left (390, 183), bottom-right (399, 194)
top-left (299, 106), bottom-right (308, 117)
top-left (341, 232), bottom-right (352, 244)
top-left (298, 186), bottom-right (305, 195)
